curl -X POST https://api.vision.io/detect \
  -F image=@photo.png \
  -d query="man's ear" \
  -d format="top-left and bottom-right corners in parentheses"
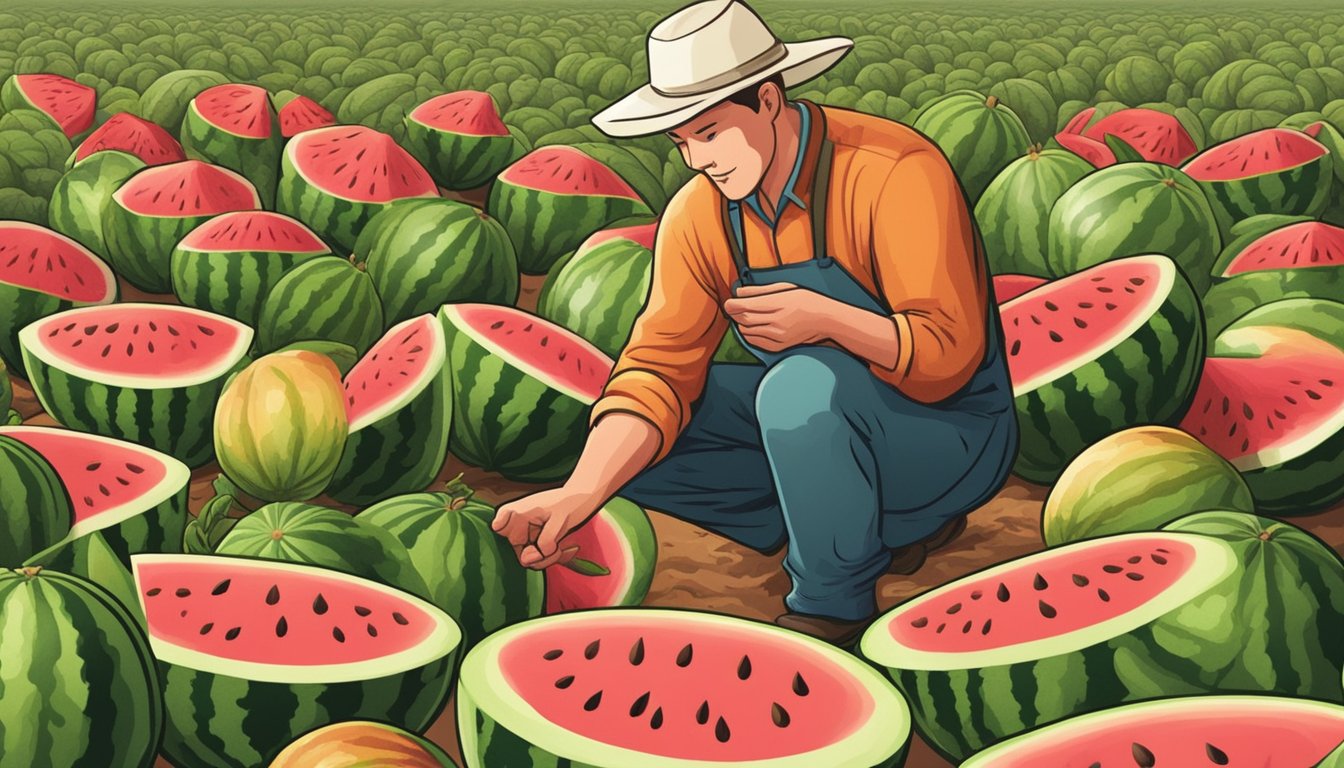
top-left (760, 80), bottom-right (783, 118)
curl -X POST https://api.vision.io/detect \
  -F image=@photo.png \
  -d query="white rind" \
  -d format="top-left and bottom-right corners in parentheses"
top-left (347, 314), bottom-right (446, 433)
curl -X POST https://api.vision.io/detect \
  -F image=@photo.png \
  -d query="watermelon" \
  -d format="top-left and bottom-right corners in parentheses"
top-left (1203, 218), bottom-right (1344, 336)
top-left (279, 95), bottom-right (336, 138)
top-left (24, 529), bottom-right (145, 627)
top-left (257, 255), bottom-right (385, 357)
top-left (1079, 107), bottom-right (1200, 166)
top-left (859, 531), bottom-right (1243, 761)
top-left (181, 83), bottom-right (283, 209)
top-left (487, 145), bottom-right (653, 274)
top-left (48, 149), bottom-right (146, 257)
top-left (132, 553), bottom-right (461, 768)
top-left (439, 303), bottom-right (613, 482)
top-left (358, 489), bottom-right (544, 650)
top-left (1, 73), bottom-right (96, 138)
top-left (974, 147), bottom-right (1093, 277)
top-left (403, 91), bottom-right (515, 190)
top-left (0, 433), bottom-right (71, 565)
top-left (137, 69), bottom-right (232, 132)
top-left (325, 314), bottom-right (452, 505)
top-left (276, 125), bottom-right (437, 255)
top-left (571, 141), bottom-right (669, 214)
top-left (991, 273), bottom-right (1048, 303)
top-left (1046, 161), bottom-right (1222, 295)
top-left (1055, 130), bottom-right (1118, 168)
top-left (354, 198), bottom-right (519, 326)
top-left (0, 358), bottom-right (10, 416)
top-left (170, 210), bottom-right (332, 326)
top-left (911, 90), bottom-right (1033, 204)
top-left (1004, 254), bottom-right (1204, 483)
top-left (457, 609), bottom-right (913, 768)
top-left (1179, 298), bottom-right (1344, 514)
top-left (1183, 128), bottom-right (1334, 232)
top-left (69, 113), bottom-right (186, 168)
top-left (537, 220), bottom-right (658, 357)
top-left (270, 721), bottom-right (457, 768)
top-left (960, 696), bottom-right (1344, 767)
top-left (1043, 426), bottom-right (1253, 546)
top-left (0, 221), bottom-right (118, 377)
top-left (0, 425), bottom-right (190, 562)
top-left (103, 160), bottom-right (262, 293)
top-left (545, 497), bottom-right (656, 614)
top-left (19, 303), bottom-right (254, 468)
top-left (0, 566), bottom-right (162, 768)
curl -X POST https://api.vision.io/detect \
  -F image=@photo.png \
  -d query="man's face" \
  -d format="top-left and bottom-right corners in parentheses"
top-left (665, 83), bottom-right (780, 201)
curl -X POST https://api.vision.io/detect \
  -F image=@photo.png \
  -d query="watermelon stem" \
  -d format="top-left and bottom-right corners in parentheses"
top-left (560, 555), bottom-right (611, 577)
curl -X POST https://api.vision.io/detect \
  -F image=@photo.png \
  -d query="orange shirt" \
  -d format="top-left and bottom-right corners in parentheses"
top-left (589, 99), bottom-right (991, 463)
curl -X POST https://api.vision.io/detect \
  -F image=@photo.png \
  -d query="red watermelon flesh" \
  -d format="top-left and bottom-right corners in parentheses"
top-left (457, 304), bottom-right (611, 401)
top-left (1184, 128), bottom-right (1328, 181)
top-left (279, 95), bottom-right (335, 138)
top-left (290, 125), bottom-right (436, 203)
top-left (343, 314), bottom-right (443, 431)
top-left (192, 83), bottom-right (273, 139)
top-left (177, 210), bottom-right (327, 253)
top-left (1221, 220), bottom-right (1344, 276)
top-left (1054, 131), bottom-right (1116, 168)
top-left (578, 221), bottom-right (658, 254)
top-left (498, 145), bottom-right (640, 198)
top-left (992, 274), bottom-right (1048, 303)
top-left (114, 160), bottom-right (260, 217)
top-left (544, 502), bottom-right (649, 614)
top-left (0, 222), bottom-right (117, 302)
top-left (888, 536), bottom-right (1194, 652)
top-left (74, 113), bottom-right (186, 166)
top-left (1083, 108), bottom-right (1199, 166)
top-left (11, 74), bottom-right (95, 137)
top-left (408, 90), bottom-right (509, 137)
top-left (1059, 107), bottom-right (1096, 136)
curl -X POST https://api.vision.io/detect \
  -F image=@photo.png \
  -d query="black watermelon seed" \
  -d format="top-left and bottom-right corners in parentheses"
top-left (772, 702), bottom-right (791, 727)
top-left (392, 612), bottom-right (408, 625)
top-left (946, 602), bottom-right (962, 615)
top-left (543, 649), bottom-right (563, 661)
top-left (175, 588), bottom-right (191, 598)
top-left (629, 691), bottom-right (650, 717)
top-left (629, 637), bottom-right (645, 665)
top-left (970, 590), bottom-right (982, 600)
top-left (225, 626), bottom-right (241, 641)
top-left (981, 619), bottom-right (992, 635)
top-left (911, 616), bottom-right (929, 628)
top-left (199, 622), bottom-right (213, 635)
top-left (584, 639), bottom-right (601, 660)
top-left (737, 655), bottom-right (752, 680)
top-left (1098, 588), bottom-right (1111, 602)
top-left (146, 588), bottom-right (162, 597)
top-left (936, 623), bottom-right (946, 633)
top-left (1132, 742), bottom-right (1155, 767)
top-left (1072, 574), bottom-right (1089, 587)
top-left (1126, 572), bottom-right (1144, 581)
top-left (266, 585), bottom-right (280, 605)
top-left (714, 716), bottom-right (731, 743)
top-left (1088, 763), bottom-right (1101, 768)
top-left (676, 643), bottom-right (693, 667)
top-left (1103, 565), bottom-right (1123, 574)
top-left (696, 700), bottom-right (710, 724)
top-left (313, 594), bottom-right (328, 615)
top-left (180, 609), bottom-right (188, 618)
top-left (583, 691), bottom-right (603, 711)
top-left (1151, 554), bottom-right (1168, 565)
top-left (1206, 742), bottom-right (1229, 765)
top-left (650, 707), bottom-right (664, 729)
top-left (366, 623), bottom-right (377, 637)
top-left (555, 675), bottom-right (575, 689)
top-left (354, 605), bottom-right (371, 617)
top-left (1038, 600), bottom-right (1057, 619)
top-left (276, 616), bottom-right (288, 638)
top-left (793, 672), bottom-right (809, 696)
top-left (997, 582), bottom-right (1011, 602)
top-left (1033, 573), bottom-right (1048, 590)
top-left (1127, 555), bottom-right (1142, 564)
top-left (210, 579), bottom-right (230, 596)
top-left (333, 626), bottom-right (345, 643)
top-left (962, 620), bottom-right (973, 633)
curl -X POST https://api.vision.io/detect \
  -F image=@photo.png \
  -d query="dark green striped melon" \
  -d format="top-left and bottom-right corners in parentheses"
top-left (355, 198), bottom-right (518, 326)
top-left (1183, 128), bottom-right (1333, 234)
top-left (974, 147), bottom-right (1093, 277)
top-left (358, 488), bottom-right (543, 651)
top-left (403, 91), bottom-right (515, 191)
top-left (325, 314), bottom-right (452, 505)
top-left (487, 145), bottom-right (653, 274)
top-left (48, 150), bottom-right (145, 258)
top-left (132, 553), bottom-right (460, 768)
top-left (438, 304), bottom-right (613, 482)
top-left (257, 255), bottom-right (385, 357)
top-left (0, 433), bottom-right (71, 565)
top-left (1004, 254), bottom-right (1204, 483)
top-left (276, 125), bottom-right (437, 255)
top-left (1046, 161), bottom-right (1222, 295)
top-left (0, 359), bottom-right (10, 417)
top-left (0, 565), bottom-right (162, 768)
top-left (24, 530), bottom-right (145, 627)
top-left (911, 90), bottom-right (1032, 204)
top-left (859, 531), bottom-right (1240, 762)
top-left (19, 303), bottom-right (254, 468)
top-left (0, 73), bottom-right (96, 138)
top-left (537, 220), bottom-right (657, 357)
top-left (182, 84), bottom-right (283, 209)
top-left (171, 210), bottom-right (331, 326)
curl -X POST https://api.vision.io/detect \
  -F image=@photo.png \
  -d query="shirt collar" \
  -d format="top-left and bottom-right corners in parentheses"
top-left (737, 101), bottom-right (812, 223)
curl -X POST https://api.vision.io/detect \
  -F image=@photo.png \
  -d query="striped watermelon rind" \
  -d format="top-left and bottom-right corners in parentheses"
top-left (0, 434), bottom-right (72, 565)
top-left (974, 147), bottom-right (1093, 277)
top-left (911, 90), bottom-right (1033, 204)
top-left (257, 255), bottom-right (385, 357)
top-left (0, 566), bottom-right (163, 768)
top-left (537, 227), bottom-right (655, 358)
top-left (403, 94), bottom-right (515, 191)
top-left (181, 84), bottom-right (283, 209)
top-left (47, 149), bottom-right (146, 258)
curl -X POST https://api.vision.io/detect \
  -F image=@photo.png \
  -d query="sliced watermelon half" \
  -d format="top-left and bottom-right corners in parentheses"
top-left (991, 273), bottom-right (1048, 303)
top-left (545, 497), bottom-right (656, 614)
top-left (1183, 128), bottom-right (1333, 226)
top-left (1054, 131), bottom-right (1116, 168)
top-left (1218, 219), bottom-right (1344, 277)
top-left (1, 73), bottom-right (96, 138)
top-left (1082, 108), bottom-right (1199, 166)
top-left (278, 95), bottom-right (335, 138)
top-left (407, 90), bottom-right (510, 138)
top-left (1203, 218), bottom-right (1344, 336)
top-left (189, 83), bottom-right (274, 139)
top-left (70, 112), bottom-right (186, 167)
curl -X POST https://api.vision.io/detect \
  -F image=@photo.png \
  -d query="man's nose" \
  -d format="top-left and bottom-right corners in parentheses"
top-left (684, 142), bottom-right (713, 172)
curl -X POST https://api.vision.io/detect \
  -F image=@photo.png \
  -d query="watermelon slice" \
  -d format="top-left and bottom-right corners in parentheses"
top-left (991, 273), bottom-right (1047, 303)
top-left (182, 83), bottom-right (283, 208)
top-left (279, 95), bottom-right (335, 138)
top-left (1183, 128), bottom-right (1333, 229)
top-left (545, 497), bottom-right (656, 614)
top-left (961, 695), bottom-right (1344, 767)
top-left (859, 531), bottom-right (1239, 761)
top-left (404, 90), bottom-right (516, 190)
top-left (325, 314), bottom-right (452, 505)
top-left (1054, 130), bottom-right (1116, 168)
top-left (0, 73), bottom-right (96, 138)
top-left (132, 553), bottom-right (461, 768)
top-left (457, 609), bottom-right (913, 767)
top-left (70, 113), bottom-right (186, 167)
top-left (0, 221), bottom-right (118, 378)
top-left (0, 425), bottom-right (189, 561)
top-left (1204, 219), bottom-right (1344, 336)
top-left (1082, 108), bottom-right (1199, 166)
top-left (19, 303), bottom-right (253, 467)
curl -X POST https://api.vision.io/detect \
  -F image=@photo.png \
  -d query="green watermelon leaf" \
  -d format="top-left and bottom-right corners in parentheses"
top-left (1103, 133), bottom-right (1147, 163)
top-left (185, 493), bottom-right (241, 555)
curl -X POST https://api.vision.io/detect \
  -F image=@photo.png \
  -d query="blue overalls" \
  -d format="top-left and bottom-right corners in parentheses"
top-left (619, 105), bottom-right (1019, 621)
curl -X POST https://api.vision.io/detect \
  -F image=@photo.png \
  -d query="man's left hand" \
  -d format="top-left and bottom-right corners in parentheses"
top-left (723, 283), bottom-right (843, 352)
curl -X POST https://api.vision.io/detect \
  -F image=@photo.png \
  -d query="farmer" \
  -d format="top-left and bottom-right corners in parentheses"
top-left (493, 0), bottom-right (1018, 644)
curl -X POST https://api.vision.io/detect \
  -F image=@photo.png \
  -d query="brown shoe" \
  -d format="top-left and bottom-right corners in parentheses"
top-left (774, 612), bottom-right (873, 647)
top-left (887, 515), bottom-right (968, 575)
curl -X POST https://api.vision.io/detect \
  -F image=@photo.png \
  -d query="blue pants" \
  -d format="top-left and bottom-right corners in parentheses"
top-left (619, 347), bottom-right (1016, 621)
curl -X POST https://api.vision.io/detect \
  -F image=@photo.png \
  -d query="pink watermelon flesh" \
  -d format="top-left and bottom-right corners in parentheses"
top-left (545, 510), bottom-right (630, 614)
top-left (1083, 108), bottom-right (1199, 165)
top-left (579, 221), bottom-right (658, 255)
top-left (1054, 131), bottom-right (1116, 168)
top-left (343, 314), bottom-right (438, 427)
top-left (137, 558), bottom-right (437, 665)
top-left (279, 95), bottom-right (335, 138)
top-left (193, 83), bottom-right (272, 139)
top-left (116, 160), bottom-right (259, 217)
top-left (0, 223), bottom-right (115, 302)
top-left (74, 113), bottom-right (186, 166)
top-left (35, 305), bottom-right (246, 379)
top-left (1184, 128), bottom-right (1328, 181)
top-left (890, 536), bottom-right (1195, 652)
top-left (1001, 257), bottom-right (1165, 386)
top-left (14, 74), bottom-right (95, 137)
top-left (499, 146), bottom-right (640, 198)
top-left (408, 90), bottom-right (509, 137)
top-left (501, 616), bottom-right (874, 760)
top-left (291, 126), bottom-right (436, 203)
top-left (992, 274), bottom-right (1048, 303)
top-left (459, 305), bottom-right (611, 399)
top-left (178, 210), bottom-right (327, 253)
top-left (1179, 329), bottom-right (1344, 469)
top-left (1060, 107), bottom-right (1097, 136)
top-left (1222, 221), bottom-right (1344, 276)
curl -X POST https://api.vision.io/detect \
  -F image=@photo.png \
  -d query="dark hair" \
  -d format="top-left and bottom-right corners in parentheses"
top-left (724, 73), bottom-right (786, 112)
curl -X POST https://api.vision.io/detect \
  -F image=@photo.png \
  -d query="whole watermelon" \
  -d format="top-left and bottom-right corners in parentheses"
top-left (537, 221), bottom-right (658, 357)
top-left (270, 721), bottom-right (458, 768)
top-left (0, 434), bottom-right (73, 564)
top-left (257, 256), bottom-right (385, 357)
top-left (47, 150), bottom-right (145, 257)
top-left (912, 90), bottom-right (1033, 204)
top-left (974, 147), bottom-right (1093, 276)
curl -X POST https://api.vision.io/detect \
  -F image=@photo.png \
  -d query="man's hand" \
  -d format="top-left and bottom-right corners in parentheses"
top-left (492, 486), bottom-right (603, 570)
top-left (722, 282), bottom-right (843, 352)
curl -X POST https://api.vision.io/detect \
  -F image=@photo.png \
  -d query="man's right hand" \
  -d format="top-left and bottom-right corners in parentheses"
top-left (491, 486), bottom-right (603, 570)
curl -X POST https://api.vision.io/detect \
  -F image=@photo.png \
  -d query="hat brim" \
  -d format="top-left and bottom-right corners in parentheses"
top-left (591, 36), bottom-right (853, 138)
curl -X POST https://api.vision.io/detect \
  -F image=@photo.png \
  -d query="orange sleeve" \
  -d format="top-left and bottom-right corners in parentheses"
top-left (587, 188), bottom-right (727, 463)
top-left (867, 149), bottom-right (989, 401)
